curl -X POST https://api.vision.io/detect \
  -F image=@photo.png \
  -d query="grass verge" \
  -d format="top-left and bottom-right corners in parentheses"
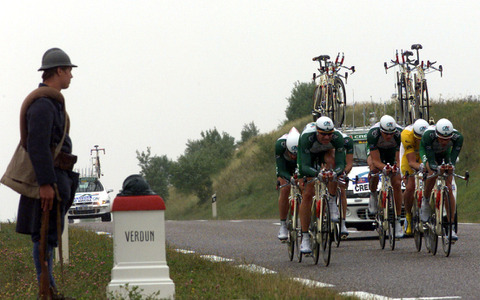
top-left (0, 222), bottom-right (355, 299)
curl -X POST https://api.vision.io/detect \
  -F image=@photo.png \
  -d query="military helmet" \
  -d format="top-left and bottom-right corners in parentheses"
top-left (38, 48), bottom-right (77, 71)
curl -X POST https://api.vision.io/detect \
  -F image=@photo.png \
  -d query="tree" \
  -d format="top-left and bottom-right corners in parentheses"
top-left (136, 147), bottom-right (172, 199)
top-left (285, 81), bottom-right (316, 121)
top-left (170, 128), bottom-right (235, 204)
top-left (239, 121), bottom-right (259, 145)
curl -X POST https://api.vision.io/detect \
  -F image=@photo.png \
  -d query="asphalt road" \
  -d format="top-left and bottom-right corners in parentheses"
top-left (74, 219), bottom-right (480, 299)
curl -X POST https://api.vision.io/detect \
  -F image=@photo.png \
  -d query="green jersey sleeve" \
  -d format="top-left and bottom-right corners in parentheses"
top-left (297, 130), bottom-right (319, 178)
top-left (449, 131), bottom-right (463, 165)
top-left (332, 131), bottom-right (346, 175)
top-left (275, 135), bottom-right (292, 179)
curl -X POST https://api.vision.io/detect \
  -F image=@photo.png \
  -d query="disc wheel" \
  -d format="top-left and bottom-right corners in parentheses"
top-left (425, 194), bottom-right (438, 255)
top-left (312, 85), bottom-right (324, 121)
top-left (320, 196), bottom-right (332, 266)
top-left (333, 78), bottom-right (346, 127)
top-left (286, 198), bottom-right (295, 261)
top-left (310, 198), bottom-right (320, 265)
top-left (420, 80), bottom-right (430, 121)
top-left (333, 188), bottom-right (342, 247)
top-left (413, 73), bottom-right (421, 122)
top-left (377, 212), bottom-right (386, 250)
top-left (440, 190), bottom-right (452, 257)
top-left (387, 189), bottom-right (396, 251)
top-left (413, 194), bottom-right (422, 252)
top-left (398, 73), bottom-right (409, 126)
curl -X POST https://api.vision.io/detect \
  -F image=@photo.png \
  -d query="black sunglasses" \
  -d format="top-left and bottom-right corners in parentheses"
top-left (319, 132), bottom-right (333, 136)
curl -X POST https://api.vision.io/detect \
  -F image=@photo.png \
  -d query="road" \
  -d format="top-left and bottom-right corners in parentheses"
top-left (74, 219), bottom-right (480, 299)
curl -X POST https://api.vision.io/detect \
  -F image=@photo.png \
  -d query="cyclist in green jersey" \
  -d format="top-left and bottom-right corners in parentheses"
top-left (275, 127), bottom-right (300, 241)
top-left (367, 115), bottom-right (404, 238)
top-left (419, 118), bottom-right (463, 241)
top-left (297, 116), bottom-right (345, 253)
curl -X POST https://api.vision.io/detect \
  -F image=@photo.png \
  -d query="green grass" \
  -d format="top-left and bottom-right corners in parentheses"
top-left (0, 222), bottom-right (355, 299)
top-left (165, 99), bottom-right (480, 223)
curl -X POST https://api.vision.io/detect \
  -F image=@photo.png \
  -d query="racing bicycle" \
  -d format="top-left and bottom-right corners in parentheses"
top-left (384, 44), bottom-right (442, 125)
top-left (423, 164), bottom-right (469, 257)
top-left (312, 53), bottom-right (355, 127)
top-left (404, 170), bottom-right (425, 252)
top-left (370, 164), bottom-right (399, 251)
top-left (301, 169), bottom-right (337, 266)
top-left (280, 177), bottom-right (302, 262)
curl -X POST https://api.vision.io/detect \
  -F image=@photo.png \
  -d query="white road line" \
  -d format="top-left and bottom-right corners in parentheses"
top-left (200, 255), bottom-right (234, 262)
top-left (174, 249), bottom-right (195, 254)
top-left (237, 264), bottom-right (277, 274)
top-left (292, 277), bottom-right (334, 288)
top-left (340, 291), bottom-right (461, 300)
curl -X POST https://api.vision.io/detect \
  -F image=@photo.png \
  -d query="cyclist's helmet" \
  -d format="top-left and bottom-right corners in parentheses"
top-left (379, 115), bottom-right (397, 134)
top-left (412, 119), bottom-right (429, 138)
top-left (435, 118), bottom-right (454, 138)
top-left (286, 127), bottom-right (300, 154)
top-left (316, 116), bottom-right (335, 133)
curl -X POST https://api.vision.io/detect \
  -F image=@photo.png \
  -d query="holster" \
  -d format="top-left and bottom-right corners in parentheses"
top-left (54, 152), bottom-right (77, 171)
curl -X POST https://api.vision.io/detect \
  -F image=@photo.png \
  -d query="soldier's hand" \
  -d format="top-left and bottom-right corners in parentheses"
top-left (39, 184), bottom-right (55, 212)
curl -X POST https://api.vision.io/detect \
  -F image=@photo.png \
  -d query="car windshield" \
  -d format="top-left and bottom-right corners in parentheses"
top-left (76, 177), bottom-right (104, 193)
top-left (353, 141), bottom-right (368, 166)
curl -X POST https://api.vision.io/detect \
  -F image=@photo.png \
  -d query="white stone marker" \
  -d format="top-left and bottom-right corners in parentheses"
top-left (107, 194), bottom-right (175, 299)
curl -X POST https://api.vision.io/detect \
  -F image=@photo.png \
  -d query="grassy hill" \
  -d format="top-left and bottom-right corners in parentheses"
top-left (166, 99), bottom-right (480, 223)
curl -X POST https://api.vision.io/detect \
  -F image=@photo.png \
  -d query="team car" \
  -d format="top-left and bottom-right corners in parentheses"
top-left (67, 176), bottom-right (113, 222)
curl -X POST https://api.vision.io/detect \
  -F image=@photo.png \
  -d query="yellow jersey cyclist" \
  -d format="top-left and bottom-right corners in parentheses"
top-left (367, 115), bottom-right (404, 238)
top-left (275, 127), bottom-right (300, 241)
top-left (420, 118), bottom-right (463, 241)
top-left (297, 116), bottom-right (345, 253)
top-left (399, 119), bottom-right (429, 236)
top-left (338, 133), bottom-right (354, 237)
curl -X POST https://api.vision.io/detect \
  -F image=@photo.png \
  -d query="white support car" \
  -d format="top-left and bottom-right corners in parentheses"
top-left (68, 177), bottom-right (114, 222)
top-left (343, 128), bottom-right (377, 230)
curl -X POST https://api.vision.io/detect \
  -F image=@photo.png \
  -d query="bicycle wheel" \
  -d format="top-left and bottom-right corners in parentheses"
top-left (333, 188), bottom-right (342, 247)
top-left (397, 72), bottom-right (405, 126)
top-left (428, 194), bottom-right (438, 255)
top-left (295, 196), bottom-right (303, 263)
top-left (320, 196), bottom-right (332, 266)
top-left (413, 74), bottom-right (421, 122)
top-left (310, 198), bottom-right (320, 265)
top-left (440, 190), bottom-right (452, 257)
top-left (421, 80), bottom-right (430, 121)
top-left (387, 188), bottom-right (396, 251)
top-left (312, 85), bottom-right (324, 121)
top-left (413, 191), bottom-right (422, 252)
top-left (333, 78), bottom-right (346, 127)
top-left (286, 198), bottom-right (295, 261)
top-left (326, 85), bottom-right (335, 125)
top-left (376, 203), bottom-right (386, 249)
top-left (401, 74), bottom-right (410, 125)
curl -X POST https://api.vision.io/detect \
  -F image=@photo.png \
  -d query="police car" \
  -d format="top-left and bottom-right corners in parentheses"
top-left (67, 176), bottom-right (114, 222)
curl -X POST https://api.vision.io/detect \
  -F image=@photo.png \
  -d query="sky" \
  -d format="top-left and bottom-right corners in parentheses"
top-left (1, 1), bottom-right (480, 221)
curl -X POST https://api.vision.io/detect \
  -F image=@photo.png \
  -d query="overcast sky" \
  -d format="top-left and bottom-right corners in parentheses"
top-left (1, 1), bottom-right (479, 221)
